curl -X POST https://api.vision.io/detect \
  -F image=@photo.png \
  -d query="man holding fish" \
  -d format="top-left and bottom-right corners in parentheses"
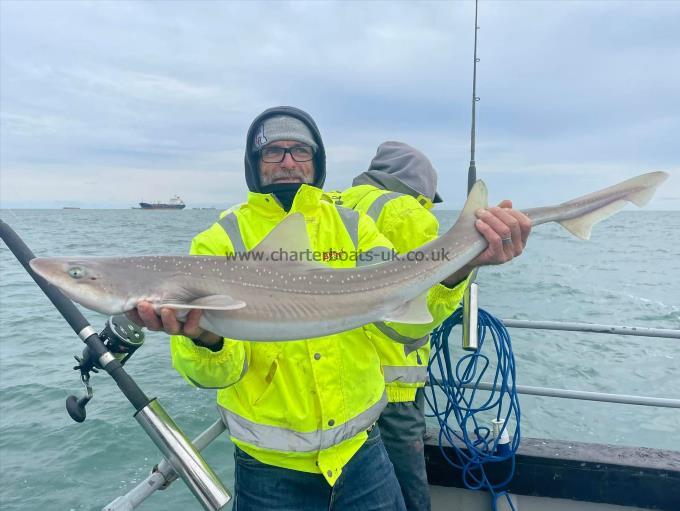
top-left (28, 106), bottom-right (666, 509)
top-left (128, 106), bottom-right (531, 511)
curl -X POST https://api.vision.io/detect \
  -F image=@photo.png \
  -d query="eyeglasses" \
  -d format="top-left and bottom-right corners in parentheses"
top-left (261, 145), bottom-right (314, 163)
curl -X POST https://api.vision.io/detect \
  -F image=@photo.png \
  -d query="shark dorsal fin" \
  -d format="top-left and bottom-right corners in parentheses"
top-left (461, 180), bottom-right (489, 220)
top-left (251, 213), bottom-right (312, 254)
top-left (250, 213), bottom-right (326, 269)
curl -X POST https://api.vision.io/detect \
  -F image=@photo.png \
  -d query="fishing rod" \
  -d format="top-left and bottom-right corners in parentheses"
top-left (440, 4), bottom-right (519, 508)
top-left (0, 219), bottom-right (231, 511)
top-left (467, 0), bottom-right (481, 196)
top-left (463, 0), bottom-right (481, 352)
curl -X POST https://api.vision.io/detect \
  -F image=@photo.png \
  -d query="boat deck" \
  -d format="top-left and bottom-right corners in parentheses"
top-left (426, 430), bottom-right (680, 510)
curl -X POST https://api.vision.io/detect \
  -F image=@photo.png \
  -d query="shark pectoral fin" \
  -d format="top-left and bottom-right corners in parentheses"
top-left (162, 295), bottom-right (247, 311)
top-left (558, 200), bottom-right (626, 240)
top-left (382, 291), bottom-right (433, 324)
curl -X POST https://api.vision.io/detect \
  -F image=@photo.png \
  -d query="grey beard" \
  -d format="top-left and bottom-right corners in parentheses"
top-left (261, 168), bottom-right (312, 186)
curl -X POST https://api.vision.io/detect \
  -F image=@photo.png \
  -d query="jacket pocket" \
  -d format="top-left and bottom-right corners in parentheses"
top-left (252, 357), bottom-right (279, 406)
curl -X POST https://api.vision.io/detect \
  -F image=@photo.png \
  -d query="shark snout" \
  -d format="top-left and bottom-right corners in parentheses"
top-left (28, 257), bottom-right (125, 314)
top-left (29, 257), bottom-right (65, 284)
top-left (29, 257), bottom-right (93, 288)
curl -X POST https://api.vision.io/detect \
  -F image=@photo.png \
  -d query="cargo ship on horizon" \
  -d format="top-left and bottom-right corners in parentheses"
top-left (138, 195), bottom-right (185, 210)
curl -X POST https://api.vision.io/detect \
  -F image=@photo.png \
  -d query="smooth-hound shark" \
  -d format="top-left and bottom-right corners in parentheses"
top-left (29, 172), bottom-right (669, 341)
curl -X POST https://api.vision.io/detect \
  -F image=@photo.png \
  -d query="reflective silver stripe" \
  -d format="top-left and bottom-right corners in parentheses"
top-left (239, 357), bottom-right (249, 380)
top-left (404, 334), bottom-right (429, 356)
top-left (219, 391), bottom-right (387, 452)
top-left (335, 206), bottom-right (359, 248)
top-left (357, 246), bottom-right (394, 267)
top-left (217, 213), bottom-right (246, 254)
top-left (373, 322), bottom-right (429, 346)
top-left (366, 192), bottom-right (402, 222)
top-left (383, 365), bottom-right (428, 384)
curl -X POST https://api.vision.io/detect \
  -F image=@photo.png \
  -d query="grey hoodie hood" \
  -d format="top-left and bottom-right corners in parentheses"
top-left (352, 141), bottom-right (442, 203)
top-left (244, 106), bottom-right (326, 193)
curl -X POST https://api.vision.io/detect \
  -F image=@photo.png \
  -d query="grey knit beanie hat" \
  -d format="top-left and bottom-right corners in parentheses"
top-left (251, 115), bottom-right (318, 153)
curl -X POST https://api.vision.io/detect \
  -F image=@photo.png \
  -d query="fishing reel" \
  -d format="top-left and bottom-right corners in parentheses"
top-left (66, 315), bottom-right (145, 422)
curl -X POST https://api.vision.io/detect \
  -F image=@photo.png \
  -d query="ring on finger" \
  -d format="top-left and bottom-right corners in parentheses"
top-left (501, 236), bottom-right (512, 244)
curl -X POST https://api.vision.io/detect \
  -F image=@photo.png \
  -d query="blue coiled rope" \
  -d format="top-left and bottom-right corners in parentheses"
top-left (425, 307), bottom-right (520, 510)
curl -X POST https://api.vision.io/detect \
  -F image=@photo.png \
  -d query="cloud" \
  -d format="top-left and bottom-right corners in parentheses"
top-left (1, 0), bottom-right (679, 209)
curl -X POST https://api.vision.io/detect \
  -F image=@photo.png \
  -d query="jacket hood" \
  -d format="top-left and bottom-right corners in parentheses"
top-left (244, 106), bottom-right (326, 193)
top-left (352, 141), bottom-right (442, 203)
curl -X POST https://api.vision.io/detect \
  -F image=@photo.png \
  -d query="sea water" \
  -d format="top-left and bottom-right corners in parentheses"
top-left (1, 209), bottom-right (678, 510)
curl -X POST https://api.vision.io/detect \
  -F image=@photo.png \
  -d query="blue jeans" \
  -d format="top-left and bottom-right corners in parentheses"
top-left (378, 389), bottom-right (430, 511)
top-left (233, 426), bottom-right (406, 511)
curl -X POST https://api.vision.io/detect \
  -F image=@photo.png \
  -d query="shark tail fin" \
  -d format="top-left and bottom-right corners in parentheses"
top-left (626, 178), bottom-right (663, 207)
top-left (557, 171), bottom-right (669, 240)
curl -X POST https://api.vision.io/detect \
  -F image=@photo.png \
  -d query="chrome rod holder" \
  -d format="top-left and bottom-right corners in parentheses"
top-left (462, 271), bottom-right (479, 352)
top-left (134, 399), bottom-right (231, 511)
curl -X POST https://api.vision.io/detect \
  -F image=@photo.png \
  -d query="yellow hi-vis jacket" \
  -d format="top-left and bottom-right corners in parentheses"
top-left (170, 185), bottom-right (401, 486)
top-left (336, 184), bottom-right (470, 403)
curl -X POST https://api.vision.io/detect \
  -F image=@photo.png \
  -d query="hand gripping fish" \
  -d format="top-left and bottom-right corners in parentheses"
top-left (29, 172), bottom-right (669, 341)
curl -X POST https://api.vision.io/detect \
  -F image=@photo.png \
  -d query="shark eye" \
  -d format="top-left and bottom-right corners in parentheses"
top-left (68, 266), bottom-right (86, 279)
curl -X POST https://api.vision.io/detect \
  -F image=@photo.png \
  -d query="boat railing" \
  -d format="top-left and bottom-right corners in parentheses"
top-left (501, 319), bottom-right (680, 340)
top-left (104, 318), bottom-right (680, 510)
top-left (438, 318), bottom-right (680, 409)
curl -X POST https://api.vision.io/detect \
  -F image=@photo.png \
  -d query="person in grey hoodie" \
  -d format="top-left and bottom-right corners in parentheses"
top-left (338, 141), bottom-right (525, 511)
top-left (335, 141), bottom-right (456, 510)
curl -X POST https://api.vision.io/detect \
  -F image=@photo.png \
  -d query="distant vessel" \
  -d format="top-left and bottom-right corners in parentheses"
top-left (139, 195), bottom-right (186, 210)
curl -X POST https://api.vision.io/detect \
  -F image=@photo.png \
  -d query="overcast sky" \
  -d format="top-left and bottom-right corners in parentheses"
top-left (1, 0), bottom-right (678, 209)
